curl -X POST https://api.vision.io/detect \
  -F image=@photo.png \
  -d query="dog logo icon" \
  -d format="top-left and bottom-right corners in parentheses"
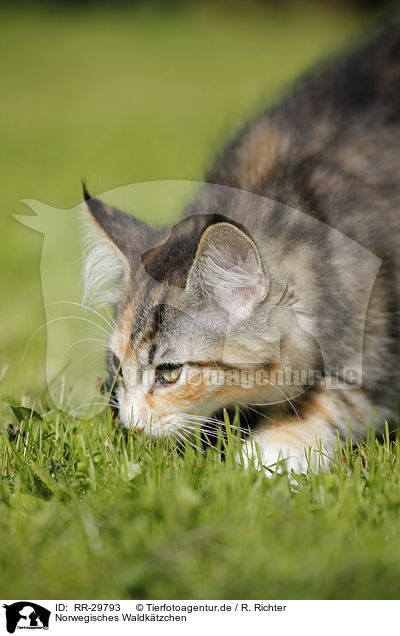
top-left (2, 602), bottom-right (50, 633)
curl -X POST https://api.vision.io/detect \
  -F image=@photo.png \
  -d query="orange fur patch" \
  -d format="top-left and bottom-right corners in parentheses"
top-left (233, 122), bottom-right (290, 188)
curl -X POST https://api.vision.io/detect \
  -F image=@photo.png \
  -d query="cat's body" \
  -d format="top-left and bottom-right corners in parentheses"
top-left (84, 18), bottom-right (400, 473)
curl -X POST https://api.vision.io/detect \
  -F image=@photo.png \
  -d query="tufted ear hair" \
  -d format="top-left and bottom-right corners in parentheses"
top-left (81, 185), bottom-right (156, 306)
top-left (186, 221), bottom-right (268, 322)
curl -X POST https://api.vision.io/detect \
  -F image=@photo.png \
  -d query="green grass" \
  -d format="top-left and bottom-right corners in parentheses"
top-left (2, 401), bottom-right (400, 599)
top-left (0, 2), bottom-right (364, 395)
top-left (2, 3), bottom-right (396, 600)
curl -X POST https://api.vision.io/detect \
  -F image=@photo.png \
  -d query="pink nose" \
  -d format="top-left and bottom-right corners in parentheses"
top-left (134, 425), bottom-right (144, 434)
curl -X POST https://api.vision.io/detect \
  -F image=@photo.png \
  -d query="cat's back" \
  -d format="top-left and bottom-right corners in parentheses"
top-left (207, 17), bottom-right (400, 250)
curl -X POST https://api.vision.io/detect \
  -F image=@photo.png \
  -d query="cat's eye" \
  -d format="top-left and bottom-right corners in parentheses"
top-left (155, 364), bottom-right (183, 386)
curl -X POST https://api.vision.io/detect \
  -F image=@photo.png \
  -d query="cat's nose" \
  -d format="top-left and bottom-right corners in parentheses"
top-left (134, 425), bottom-right (144, 434)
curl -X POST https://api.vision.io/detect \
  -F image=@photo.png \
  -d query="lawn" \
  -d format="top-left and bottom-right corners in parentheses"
top-left (3, 406), bottom-right (400, 599)
top-left (2, 2), bottom-right (399, 600)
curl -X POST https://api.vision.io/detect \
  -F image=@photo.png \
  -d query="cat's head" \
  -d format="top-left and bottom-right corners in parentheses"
top-left (82, 188), bottom-right (316, 435)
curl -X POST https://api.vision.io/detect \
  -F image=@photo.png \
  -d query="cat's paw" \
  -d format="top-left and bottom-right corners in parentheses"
top-left (238, 437), bottom-right (330, 477)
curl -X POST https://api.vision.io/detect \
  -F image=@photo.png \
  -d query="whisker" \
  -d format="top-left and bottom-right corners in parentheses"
top-left (174, 436), bottom-right (186, 452)
top-left (249, 385), bottom-right (310, 406)
top-left (237, 401), bottom-right (275, 422)
top-left (77, 346), bottom-right (113, 364)
top-left (176, 415), bottom-right (250, 436)
top-left (73, 400), bottom-right (115, 410)
top-left (177, 424), bottom-right (222, 453)
top-left (263, 379), bottom-right (302, 425)
top-left (177, 413), bottom-right (226, 425)
top-left (275, 283), bottom-right (289, 307)
top-left (174, 432), bottom-right (212, 459)
top-left (175, 416), bottom-right (223, 431)
top-left (179, 421), bottom-right (248, 436)
top-left (61, 337), bottom-right (107, 359)
top-left (24, 316), bottom-right (112, 359)
top-left (46, 301), bottom-right (116, 331)
top-left (178, 413), bottom-right (244, 427)
top-left (237, 406), bottom-right (251, 428)
top-left (176, 431), bottom-right (206, 455)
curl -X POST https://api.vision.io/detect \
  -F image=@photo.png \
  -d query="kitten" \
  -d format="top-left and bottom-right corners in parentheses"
top-left (82, 19), bottom-right (400, 474)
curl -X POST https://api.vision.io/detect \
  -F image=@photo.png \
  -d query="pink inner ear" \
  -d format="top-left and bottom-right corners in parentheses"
top-left (200, 229), bottom-right (268, 321)
top-left (213, 277), bottom-right (266, 321)
top-left (229, 235), bottom-right (258, 270)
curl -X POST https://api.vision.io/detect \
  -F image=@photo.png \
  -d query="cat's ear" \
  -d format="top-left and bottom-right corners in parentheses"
top-left (186, 222), bottom-right (268, 321)
top-left (82, 186), bottom-right (153, 306)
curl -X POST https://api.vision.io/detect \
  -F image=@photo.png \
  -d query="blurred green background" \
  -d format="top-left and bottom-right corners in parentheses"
top-left (0, 1), bottom-right (379, 399)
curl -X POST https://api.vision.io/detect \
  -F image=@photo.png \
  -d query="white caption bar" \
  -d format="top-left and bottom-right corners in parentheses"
top-left (1, 600), bottom-right (398, 635)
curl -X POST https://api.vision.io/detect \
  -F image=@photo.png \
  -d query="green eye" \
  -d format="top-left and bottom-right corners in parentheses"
top-left (155, 364), bottom-right (183, 385)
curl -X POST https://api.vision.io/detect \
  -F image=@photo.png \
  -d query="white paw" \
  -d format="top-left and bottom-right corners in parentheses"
top-left (238, 438), bottom-right (330, 477)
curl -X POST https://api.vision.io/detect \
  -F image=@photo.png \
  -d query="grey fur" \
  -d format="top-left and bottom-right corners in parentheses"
top-left (83, 18), bottom-right (400, 473)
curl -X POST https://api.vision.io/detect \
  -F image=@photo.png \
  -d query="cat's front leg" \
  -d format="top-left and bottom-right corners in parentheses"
top-left (240, 389), bottom-right (388, 475)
